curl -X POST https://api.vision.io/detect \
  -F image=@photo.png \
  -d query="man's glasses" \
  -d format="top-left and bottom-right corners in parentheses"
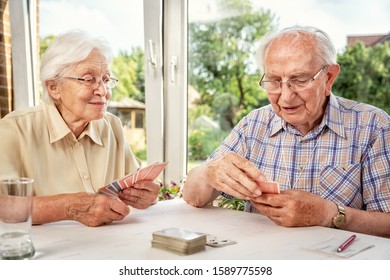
top-left (63, 74), bottom-right (119, 89)
top-left (259, 66), bottom-right (326, 94)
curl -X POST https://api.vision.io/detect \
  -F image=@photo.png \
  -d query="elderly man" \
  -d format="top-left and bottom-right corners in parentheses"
top-left (182, 25), bottom-right (390, 238)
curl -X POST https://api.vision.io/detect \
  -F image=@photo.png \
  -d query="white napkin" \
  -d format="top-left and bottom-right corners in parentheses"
top-left (303, 236), bottom-right (374, 258)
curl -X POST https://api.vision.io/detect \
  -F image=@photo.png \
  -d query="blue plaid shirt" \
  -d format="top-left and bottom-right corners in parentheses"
top-left (210, 94), bottom-right (390, 213)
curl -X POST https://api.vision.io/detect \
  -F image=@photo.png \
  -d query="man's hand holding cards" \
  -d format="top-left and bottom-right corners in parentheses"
top-left (98, 162), bottom-right (168, 198)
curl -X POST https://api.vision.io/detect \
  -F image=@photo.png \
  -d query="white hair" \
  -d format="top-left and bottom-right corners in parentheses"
top-left (256, 25), bottom-right (337, 73)
top-left (40, 30), bottom-right (114, 101)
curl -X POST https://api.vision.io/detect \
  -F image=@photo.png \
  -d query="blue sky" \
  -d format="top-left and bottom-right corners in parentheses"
top-left (40, 0), bottom-right (390, 54)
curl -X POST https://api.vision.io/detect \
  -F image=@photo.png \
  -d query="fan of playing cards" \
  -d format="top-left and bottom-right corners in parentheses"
top-left (97, 162), bottom-right (168, 198)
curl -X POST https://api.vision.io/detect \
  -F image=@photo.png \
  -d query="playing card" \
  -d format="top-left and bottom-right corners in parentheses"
top-left (142, 162), bottom-right (168, 181)
top-left (123, 173), bottom-right (134, 188)
top-left (257, 180), bottom-right (280, 194)
top-left (138, 165), bottom-right (152, 180)
top-left (206, 234), bottom-right (237, 248)
top-left (108, 181), bottom-right (123, 193)
top-left (97, 162), bottom-right (168, 197)
top-left (133, 169), bottom-right (140, 185)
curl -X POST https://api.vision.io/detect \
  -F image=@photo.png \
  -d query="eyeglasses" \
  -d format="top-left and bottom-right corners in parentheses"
top-left (63, 74), bottom-right (119, 89)
top-left (259, 66), bottom-right (326, 94)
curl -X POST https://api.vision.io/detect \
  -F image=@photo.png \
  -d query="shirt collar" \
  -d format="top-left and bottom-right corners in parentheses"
top-left (44, 100), bottom-right (103, 146)
top-left (269, 114), bottom-right (283, 136)
top-left (79, 121), bottom-right (104, 145)
top-left (323, 93), bottom-right (346, 138)
top-left (269, 93), bottom-right (346, 138)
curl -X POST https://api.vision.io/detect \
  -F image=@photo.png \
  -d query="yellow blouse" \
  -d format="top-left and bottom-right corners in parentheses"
top-left (0, 100), bottom-right (140, 196)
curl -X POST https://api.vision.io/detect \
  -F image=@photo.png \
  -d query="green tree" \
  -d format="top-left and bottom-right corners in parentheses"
top-left (333, 42), bottom-right (390, 114)
top-left (188, 0), bottom-right (275, 129)
top-left (39, 35), bottom-right (56, 56)
top-left (111, 47), bottom-right (145, 102)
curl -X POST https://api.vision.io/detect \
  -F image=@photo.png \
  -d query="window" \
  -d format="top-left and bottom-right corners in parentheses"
top-left (8, 0), bottom-right (390, 186)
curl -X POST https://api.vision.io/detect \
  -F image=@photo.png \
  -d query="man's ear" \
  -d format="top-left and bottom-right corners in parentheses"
top-left (46, 80), bottom-right (61, 100)
top-left (325, 64), bottom-right (340, 96)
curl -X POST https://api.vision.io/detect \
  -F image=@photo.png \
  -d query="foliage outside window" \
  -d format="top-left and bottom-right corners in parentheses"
top-left (333, 41), bottom-right (390, 114)
top-left (187, 0), bottom-right (274, 165)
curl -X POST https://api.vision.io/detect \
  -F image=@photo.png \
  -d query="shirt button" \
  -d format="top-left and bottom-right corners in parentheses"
top-left (82, 174), bottom-right (89, 180)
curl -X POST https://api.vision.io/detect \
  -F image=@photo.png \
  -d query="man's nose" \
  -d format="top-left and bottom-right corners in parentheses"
top-left (279, 81), bottom-right (296, 101)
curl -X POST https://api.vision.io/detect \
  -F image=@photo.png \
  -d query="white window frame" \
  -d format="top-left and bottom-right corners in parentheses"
top-left (9, 0), bottom-right (39, 109)
top-left (163, 0), bottom-right (188, 184)
top-left (143, 0), bottom-right (164, 167)
top-left (144, 0), bottom-right (188, 185)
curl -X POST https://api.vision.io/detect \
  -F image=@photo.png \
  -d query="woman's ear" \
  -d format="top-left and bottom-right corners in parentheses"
top-left (46, 80), bottom-right (61, 100)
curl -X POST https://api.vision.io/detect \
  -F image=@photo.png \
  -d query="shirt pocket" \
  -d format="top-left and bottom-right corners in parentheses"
top-left (319, 163), bottom-right (363, 208)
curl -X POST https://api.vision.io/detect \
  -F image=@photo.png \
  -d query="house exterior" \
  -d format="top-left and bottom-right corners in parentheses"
top-left (107, 97), bottom-right (146, 152)
top-left (347, 32), bottom-right (390, 47)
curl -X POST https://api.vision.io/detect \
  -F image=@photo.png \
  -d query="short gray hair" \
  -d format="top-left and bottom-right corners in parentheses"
top-left (40, 30), bottom-right (114, 100)
top-left (256, 25), bottom-right (337, 73)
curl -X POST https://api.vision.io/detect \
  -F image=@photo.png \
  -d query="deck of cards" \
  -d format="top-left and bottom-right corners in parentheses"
top-left (97, 162), bottom-right (168, 198)
top-left (151, 228), bottom-right (207, 255)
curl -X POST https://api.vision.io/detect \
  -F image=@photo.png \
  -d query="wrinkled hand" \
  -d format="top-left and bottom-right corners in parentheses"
top-left (118, 181), bottom-right (160, 209)
top-left (204, 152), bottom-right (266, 199)
top-left (250, 190), bottom-right (335, 227)
top-left (66, 193), bottom-right (130, 227)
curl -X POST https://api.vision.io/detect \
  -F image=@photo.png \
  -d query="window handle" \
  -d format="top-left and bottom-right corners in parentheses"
top-left (170, 56), bottom-right (177, 83)
top-left (147, 39), bottom-right (157, 68)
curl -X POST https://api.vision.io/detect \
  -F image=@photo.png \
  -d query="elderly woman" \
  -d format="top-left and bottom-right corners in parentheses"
top-left (0, 30), bottom-right (159, 226)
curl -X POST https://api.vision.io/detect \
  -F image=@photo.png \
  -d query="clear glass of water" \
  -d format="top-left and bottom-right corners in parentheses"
top-left (0, 178), bottom-right (35, 260)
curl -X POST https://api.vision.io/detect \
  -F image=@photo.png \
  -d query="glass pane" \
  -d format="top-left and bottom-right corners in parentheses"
top-left (187, 0), bottom-right (271, 171)
top-left (39, 0), bottom-right (147, 161)
top-left (187, 0), bottom-right (390, 172)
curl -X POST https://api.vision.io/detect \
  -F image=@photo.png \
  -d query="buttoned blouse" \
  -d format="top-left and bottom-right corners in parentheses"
top-left (0, 100), bottom-right (140, 196)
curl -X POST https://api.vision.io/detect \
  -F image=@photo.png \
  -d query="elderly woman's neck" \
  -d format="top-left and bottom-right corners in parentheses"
top-left (67, 121), bottom-right (89, 138)
top-left (55, 104), bottom-right (89, 138)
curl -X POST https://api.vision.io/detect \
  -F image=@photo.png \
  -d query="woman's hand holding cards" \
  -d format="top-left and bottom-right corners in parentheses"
top-left (118, 181), bottom-right (161, 209)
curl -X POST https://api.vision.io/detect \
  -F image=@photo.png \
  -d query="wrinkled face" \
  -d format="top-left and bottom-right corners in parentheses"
top-left (48, 50), bottom-right (112, 128)
top-left (263, 34), bottom-right (339, 134)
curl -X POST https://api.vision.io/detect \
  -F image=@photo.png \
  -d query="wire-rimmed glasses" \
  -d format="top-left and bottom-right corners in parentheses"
top-left (259, 66), bottom-right (326, 94)
top-left (63, 74), bottom-right (119, 89)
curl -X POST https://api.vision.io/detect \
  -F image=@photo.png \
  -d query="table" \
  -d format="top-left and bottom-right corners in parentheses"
top-left (31, 198), bottom-right (390, 260)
